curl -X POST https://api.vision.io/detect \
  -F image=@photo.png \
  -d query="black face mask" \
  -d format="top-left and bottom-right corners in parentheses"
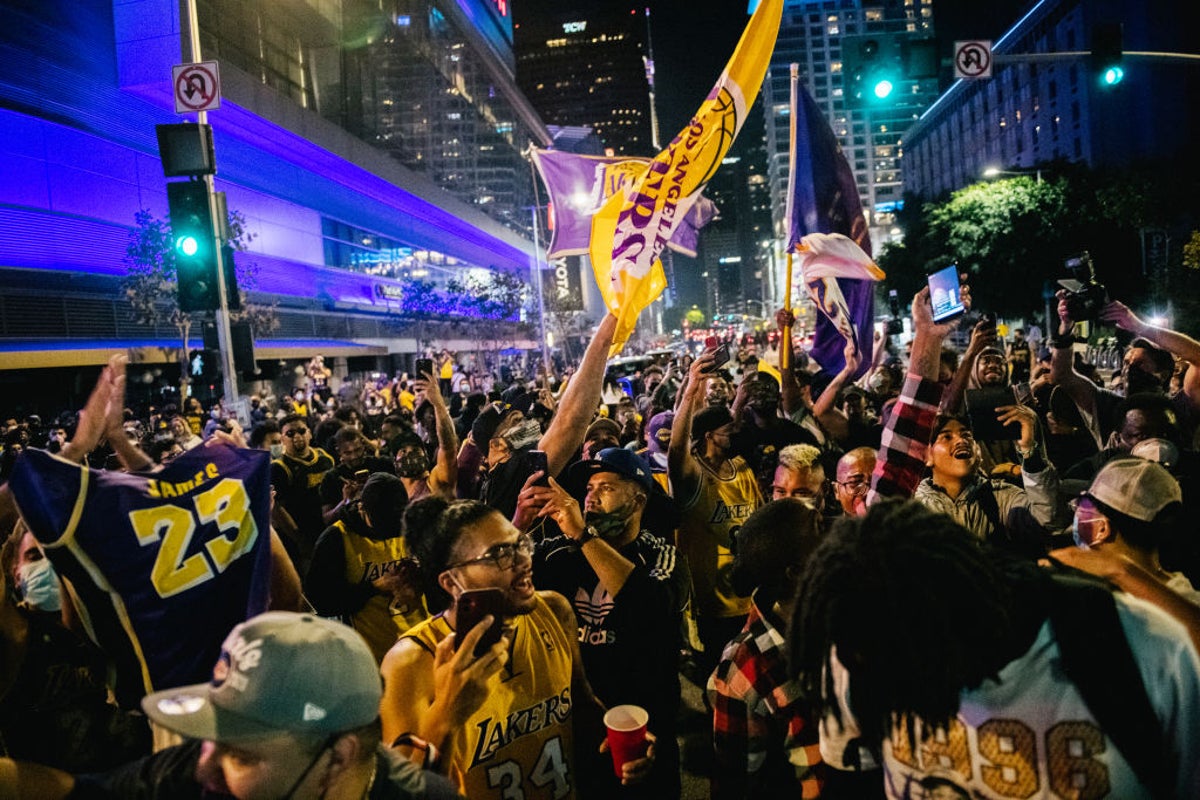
top-left (585, 504), bottom-right (635, 540)
top-left (396, 450), bottom-right (429, 478)
top-left (1124, 366), bottom-right (1161, 395)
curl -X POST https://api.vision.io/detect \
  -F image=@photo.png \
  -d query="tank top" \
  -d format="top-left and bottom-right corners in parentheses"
top-left (402, 593), bottom-right (576, 799)
top-left (675, 455), bottom-right (762, 618)
top-left (334, 521), bottom-right (428, 663)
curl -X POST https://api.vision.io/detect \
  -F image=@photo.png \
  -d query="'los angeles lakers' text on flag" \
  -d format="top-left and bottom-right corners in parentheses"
top-left (785, 70), bottom-right (879, 377)
top-left (530, 149), bottom-right (717, 259)
top-left (797, 233), bottom-right (884, 378)
top-left (589, 0), bottom-right (783, 352)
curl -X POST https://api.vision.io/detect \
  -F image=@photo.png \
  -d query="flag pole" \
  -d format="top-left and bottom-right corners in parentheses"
top-left (780, 62), bottom-right (800, 371)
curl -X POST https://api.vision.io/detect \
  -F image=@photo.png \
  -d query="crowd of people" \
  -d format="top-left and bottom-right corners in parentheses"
top-left (1, 281), bottom-right (1199, 799)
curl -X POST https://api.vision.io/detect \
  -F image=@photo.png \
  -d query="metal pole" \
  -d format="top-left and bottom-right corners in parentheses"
top-left (185, 0), bottom-right (239, 412)
top-left (529, 205), bottom-right (551, 376)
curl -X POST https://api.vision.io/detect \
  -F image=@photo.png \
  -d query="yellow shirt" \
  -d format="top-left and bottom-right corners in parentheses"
top-left (403, 594), bottom-right (576, 799)
top-left (335, 521), bottom-right (428, 663)
top-left (674, 455), bottom-right (762, 618)
top-left (398, 390), bottom-right (415, 411)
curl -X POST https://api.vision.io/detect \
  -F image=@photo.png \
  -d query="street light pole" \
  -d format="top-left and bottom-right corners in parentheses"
top-left (183, 0), bottom-right (239, 413)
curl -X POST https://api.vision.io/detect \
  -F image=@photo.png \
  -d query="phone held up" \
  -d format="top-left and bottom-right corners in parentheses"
top-left (415, 358), bottom-right (434, 379)
top-left (702, 335), bottom-right (731, 374)
top-left (454, 588), bottom-right (506, 658)
top-left (927, 264), bottom-right (966, 324)
top-left (529, 449), bottom-right (549, 486)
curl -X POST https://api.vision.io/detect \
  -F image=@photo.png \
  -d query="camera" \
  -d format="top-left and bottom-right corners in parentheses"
top-left (1059, 252), bottom-right (1108, 322)
top-left (884, 289), bottom-right (904, 335)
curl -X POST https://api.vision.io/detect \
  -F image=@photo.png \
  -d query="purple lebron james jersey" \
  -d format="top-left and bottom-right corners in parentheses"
top-left (9, 445), bottom-right (271, 708)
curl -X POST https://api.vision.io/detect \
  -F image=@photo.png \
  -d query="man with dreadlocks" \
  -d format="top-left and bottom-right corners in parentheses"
top-left (788, 499), bottom-right (1200, 799)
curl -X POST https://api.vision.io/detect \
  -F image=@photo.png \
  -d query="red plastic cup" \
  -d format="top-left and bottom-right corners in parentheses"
top-left (604, 704), bottom-right (649, 778)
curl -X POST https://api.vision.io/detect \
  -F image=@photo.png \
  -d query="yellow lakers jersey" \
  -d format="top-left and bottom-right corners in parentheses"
top-left (336, 521), bottom-right (428, 663)
top-left (403, 593), bottom-right (576, 799)
top-left (675, 455), bottom-right (762, 618)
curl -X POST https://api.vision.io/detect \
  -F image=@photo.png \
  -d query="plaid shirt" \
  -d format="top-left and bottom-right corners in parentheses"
top-left (868, 373), bottom-right (943, 504)
top-left (708, 598), bottom-right (824, 799)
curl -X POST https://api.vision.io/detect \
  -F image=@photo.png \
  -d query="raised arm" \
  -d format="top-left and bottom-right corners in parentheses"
top-left (419, 369), bottom-right (459, 498)
top-left (1102, 299), bottom-right (1200, 409)
top-left (868, 286), bottom-right (956, 503)
top-left (941, 318), bottom-right (997, 413)
top-left (812, 339), bottom-right (861, 419)
top-left (1048, 291), bottom-right (1099, 416)
top-left (776, 308), bottom-right (804, 416)
top-left (537, 314), bottom-right (618, 478)
top-left (668, 353), bottom-right (715, 506)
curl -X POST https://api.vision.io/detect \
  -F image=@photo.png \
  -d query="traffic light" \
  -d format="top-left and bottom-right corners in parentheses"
top-left (841, 34), bottom-right (903, 107)
top-left (166, 180), bottom-right (220, 312)
top-left (1090, 23), bottom-right (1124, 88)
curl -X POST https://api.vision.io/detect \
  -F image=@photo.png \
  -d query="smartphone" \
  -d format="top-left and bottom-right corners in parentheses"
top-left (702, 337), bottom-right (730, 374)
top-left (927, 265), bottom-right (966, 324)
top-left (1013, 381), bottom-right (1033, 406)
top-left (454, 588), bottom-right (506, 658)
top-left (529, 449), bottom-right (550, 485)
top-left (416, 358), bottom-right (434, 378)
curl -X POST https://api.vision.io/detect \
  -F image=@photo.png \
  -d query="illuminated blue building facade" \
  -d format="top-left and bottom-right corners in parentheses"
top-left (0, 0), bottom-right (550, 376)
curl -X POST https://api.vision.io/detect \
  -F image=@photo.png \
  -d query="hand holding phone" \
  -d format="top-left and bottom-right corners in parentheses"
top-left (927, 265), bottom-right (966, 323)
top-left (529, 449), bottom-right (549, 486)
top-left (454, 588), bottom-right (506, 658)
top-left (416, 358), bottom-right (435, 379)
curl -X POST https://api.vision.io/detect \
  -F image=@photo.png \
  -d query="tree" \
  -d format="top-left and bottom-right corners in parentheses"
top-left (122, 209), bottom-right (277, 400)
top-left (878, 162), bottom-right (1200, 325)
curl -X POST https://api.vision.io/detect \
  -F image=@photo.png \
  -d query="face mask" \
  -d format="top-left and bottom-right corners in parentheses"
top-left (269, 444), bottom-right (284, 459)
top-left (18, 558), bottom-right (62, 613)
top-left (504, 419), bottom-right (542, 451)
top-left (585, 503), bottom-right (635, 540)
top-left (396, 450), bottom-right (429, 478)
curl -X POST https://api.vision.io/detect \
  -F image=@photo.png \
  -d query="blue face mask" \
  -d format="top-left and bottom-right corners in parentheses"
top-left (1071, 515), bottom-right (1087, 549)
top-left (269, 443), bottom-right (284, 459)
top-left (18, 558), bottom-right (62, 612)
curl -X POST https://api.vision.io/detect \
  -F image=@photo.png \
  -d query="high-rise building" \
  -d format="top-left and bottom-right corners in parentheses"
top-left (903, 0), bottom-right (1195, 199)
top-left (0, 0), bottom-right (549, 389)
top-left (762, 0), bottom-right (940, 274)
top-left (513, 4), bottom-right (657, 157)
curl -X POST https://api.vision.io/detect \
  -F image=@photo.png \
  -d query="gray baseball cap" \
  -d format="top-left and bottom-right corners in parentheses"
top-left (142, 612), bottom-right (381, 742)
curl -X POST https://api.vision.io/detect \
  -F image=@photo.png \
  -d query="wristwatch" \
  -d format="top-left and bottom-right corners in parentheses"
top-left (576, 525), bottom-right (599, 547)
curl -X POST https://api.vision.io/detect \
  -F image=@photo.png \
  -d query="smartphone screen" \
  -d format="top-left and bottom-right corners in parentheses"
top-left (529, 449), bottom-right (549, 485)
top-left (454, 588), bottom-right (506, 657)
top-left (416, 358), bottom-right (434, 378)
top-left (927, 265), bottom-right (966, 323)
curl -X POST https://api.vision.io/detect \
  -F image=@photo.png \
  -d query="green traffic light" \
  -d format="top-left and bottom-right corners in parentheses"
top-left (176, 234), bottom-right (199, 257)
top-left (1102, 66), bottom-right (1124, 86)
top-left (873, 79), bottom-right (894, 99)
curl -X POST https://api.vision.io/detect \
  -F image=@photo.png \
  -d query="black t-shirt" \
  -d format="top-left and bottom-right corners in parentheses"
top-left (532, 532), bottom-right (687, 728)
top-left (481, 449), bottom-right (537, 520)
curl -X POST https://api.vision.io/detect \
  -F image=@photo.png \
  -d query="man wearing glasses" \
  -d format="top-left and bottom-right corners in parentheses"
top-left (271, 413), bottom-right (335, 574)
top-left (833, 447), bottom-right (876, 517)
top-left (381, 498), bottom-right (654, 799)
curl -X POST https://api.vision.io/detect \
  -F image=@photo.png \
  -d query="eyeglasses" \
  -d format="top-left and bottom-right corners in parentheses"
top-left (282, 429), bottom-right (308, 437)
top-left (447, 533), bottom-right (534, 571)
top-left (836, 476), bottom-right (869, 493)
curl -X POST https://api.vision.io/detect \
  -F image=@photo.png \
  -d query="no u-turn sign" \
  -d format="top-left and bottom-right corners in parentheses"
top-left (173, 61), bottom-right (222, 114)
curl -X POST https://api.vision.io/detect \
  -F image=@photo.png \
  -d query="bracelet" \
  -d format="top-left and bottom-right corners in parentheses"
top-left (1049, 333), bottom-right (1074, 349)
top-left (1015, 443), bottom-right (1036, 460)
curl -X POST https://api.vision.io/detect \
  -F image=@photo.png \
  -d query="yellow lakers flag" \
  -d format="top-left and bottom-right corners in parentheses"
top-left (589, 0), bottom-right (783, 354)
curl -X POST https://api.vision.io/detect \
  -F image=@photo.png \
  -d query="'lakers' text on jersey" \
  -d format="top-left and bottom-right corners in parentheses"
top-left (403, 594), bottom-right (576, 799)
top-left (9, 446), bottom-right (272, 708)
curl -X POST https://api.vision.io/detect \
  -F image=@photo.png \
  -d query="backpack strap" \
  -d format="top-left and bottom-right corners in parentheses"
top-left (1047, 573), bottom-right (1171, 799)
